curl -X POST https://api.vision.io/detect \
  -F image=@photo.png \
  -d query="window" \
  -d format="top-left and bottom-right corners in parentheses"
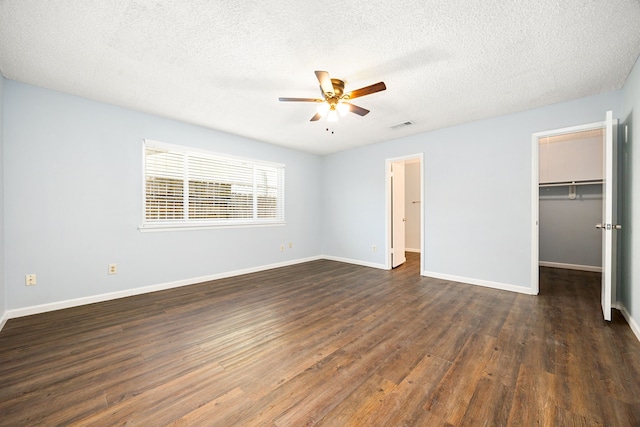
top-left (141, 139), bottom-right (285, 230)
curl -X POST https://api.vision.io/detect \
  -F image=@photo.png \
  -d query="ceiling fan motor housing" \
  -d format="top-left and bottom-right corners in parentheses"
top-left (328, 78), bottom-right (346, 99)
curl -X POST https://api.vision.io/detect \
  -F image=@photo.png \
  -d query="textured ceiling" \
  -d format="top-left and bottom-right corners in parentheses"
top-left (1, 1), bottom-right (639, 155)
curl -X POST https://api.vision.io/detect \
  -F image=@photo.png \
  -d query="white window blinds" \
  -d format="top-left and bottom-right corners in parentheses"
top-left (142, 140), bottom-right (285, 229)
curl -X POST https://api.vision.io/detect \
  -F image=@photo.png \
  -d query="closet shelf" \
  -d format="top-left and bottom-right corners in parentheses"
top-left (539, 179), bottom-right (603, 188)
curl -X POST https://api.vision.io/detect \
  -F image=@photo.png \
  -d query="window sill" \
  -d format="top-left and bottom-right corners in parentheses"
top-left (138, 221), bottom-right (286, 232)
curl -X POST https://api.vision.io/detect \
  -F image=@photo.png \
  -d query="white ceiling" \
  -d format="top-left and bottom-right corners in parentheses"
top-left (1, 1), bottom-right (639, 155)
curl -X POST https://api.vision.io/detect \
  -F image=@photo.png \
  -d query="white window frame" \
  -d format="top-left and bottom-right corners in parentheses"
top-left (140, 139), bottom-right (285, 231)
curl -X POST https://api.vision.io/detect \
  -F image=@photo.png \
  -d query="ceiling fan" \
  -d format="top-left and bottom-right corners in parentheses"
top-left (279, 71), bottom-right (386, 122)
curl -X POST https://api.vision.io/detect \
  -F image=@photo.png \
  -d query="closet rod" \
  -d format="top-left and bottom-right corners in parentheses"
top-left (539, 180), bottom-right (602, 188)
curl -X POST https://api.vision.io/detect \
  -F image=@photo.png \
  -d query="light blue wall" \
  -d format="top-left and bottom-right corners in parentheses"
top-left (321, 91), bottom-right (622, 291)
top-left (4, 81), bottom-right (322, 311)
top-left (0, 75), bottom-right (6, 323)
top-left (1, 73), bottom-right (635, 316)
top-left (621, 55), bottom-right (640, 323)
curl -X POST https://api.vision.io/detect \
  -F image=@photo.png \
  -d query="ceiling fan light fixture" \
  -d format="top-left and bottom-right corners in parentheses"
top-left (336, 101), bottom-right (349, 116)
top-left (327, 108), bottom-right (339, 122)
top-left (317, 102), bottom-right (330, 117)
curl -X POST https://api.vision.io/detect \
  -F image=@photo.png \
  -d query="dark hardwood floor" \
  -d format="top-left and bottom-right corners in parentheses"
top-left (1, 253), bottom-right (640, 426)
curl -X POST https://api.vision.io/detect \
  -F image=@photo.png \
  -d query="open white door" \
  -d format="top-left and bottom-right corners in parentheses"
top-left (391, 161), bottom-right (406, 268)
top-left (598, 110), bottom-right (619, 321)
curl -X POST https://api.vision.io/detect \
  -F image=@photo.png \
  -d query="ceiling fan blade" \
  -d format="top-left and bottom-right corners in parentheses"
top-left (344, 102), bottom-right (370, 116)
top-left (346, 81), bottom-right (386, 100)
top-left (315, 70), bottom-right (335, 96)
top-left (279, 97), bottom-right (323, 102)
top-left (310, 112), bottom-right (322, 121)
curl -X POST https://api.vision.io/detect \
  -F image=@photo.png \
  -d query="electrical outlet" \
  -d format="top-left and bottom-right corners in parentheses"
top-left (108, 264), bottom-right (118, 275)
top-left (289, 242), bottom-right (293, 249)
top-left (25, 274), bottom-right (37, 286)
top-left (280, 244), bottom-right (285, 252)
top-left (372, 245), bottom-right (377, 252)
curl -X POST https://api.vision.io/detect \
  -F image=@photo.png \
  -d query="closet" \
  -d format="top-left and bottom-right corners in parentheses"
top-left (539, 129), bottom-right (603, 271)
top-left (404, 161), bottom-right (421, 253)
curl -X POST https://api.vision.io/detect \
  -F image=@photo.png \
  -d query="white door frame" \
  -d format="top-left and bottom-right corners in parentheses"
top-left (385, 153), bottom-right (424, 273)
top-left (531, 120), bottom-right (606, 295)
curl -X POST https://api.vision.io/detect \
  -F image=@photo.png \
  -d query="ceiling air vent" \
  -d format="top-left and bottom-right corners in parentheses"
top-left (389, 120), bottom-right (414, 130)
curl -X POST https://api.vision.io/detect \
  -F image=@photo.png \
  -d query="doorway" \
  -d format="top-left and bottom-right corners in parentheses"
top-left (386, 154), bottom-right (424, 273)
top-left (538, 128), bottom-right (604, 273)
top-left (532, 121), bottom-right (606, 294)
top-left (531, 112), bottom-right (618, 320)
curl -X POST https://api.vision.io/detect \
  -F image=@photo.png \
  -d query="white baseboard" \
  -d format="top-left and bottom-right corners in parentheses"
top-left (405, 248), bottom-right (420, 253)
top-left (4, 257), bottom-right (632, 345)
top-left (321, 255), bottom-right (388, 270)
top-left (422, 270), bottom-right (534, 295)
top-left (616, 302), bottom-right (640, 343)
top-left (4, 256), bottom-right (322, 322)
top-left (539, 261), bottom-right (602, 273)
top-left (0, 311), bottom-right (8, 331)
